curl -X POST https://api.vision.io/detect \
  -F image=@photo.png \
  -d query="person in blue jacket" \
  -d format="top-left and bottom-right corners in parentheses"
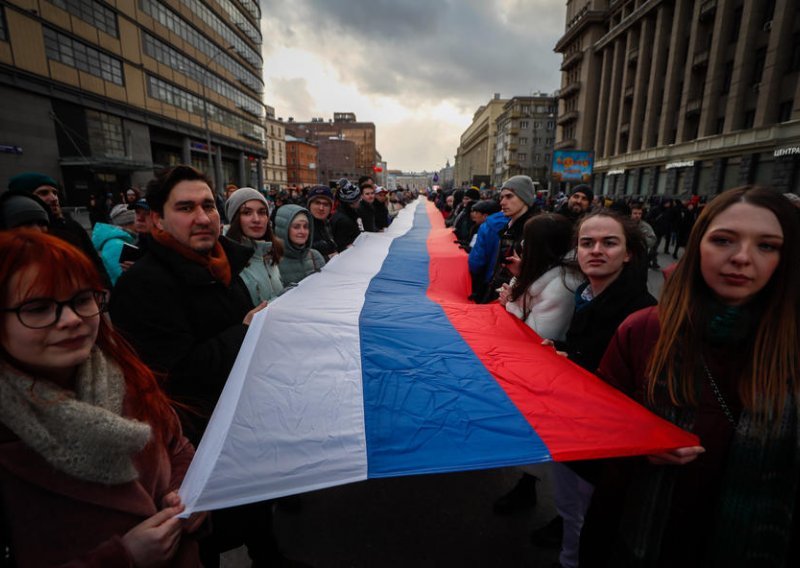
top-left (467, 209), bottom-right (509, 301)
top-left (91, 204), bottom-right (137, 286)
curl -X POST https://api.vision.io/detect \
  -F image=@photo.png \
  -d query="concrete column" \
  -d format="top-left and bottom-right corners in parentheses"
top-left (707, 158), bottom-right (727, 194)
top-left (699, 0), bottom-right (738, 137)
top-left (594, 47), bottom-right (614, 157)
top-left (630, 168), bottom-right (642, 195)
top-left (642, 4), bottom-right (672, 148)
top-left (238, 152), bottom-right (247, 187)
top-left (629, 16), bottom-right (655, 151)
top-left (755, 0), bottom-right (795, 127)
top-left (214, 146), bottom-right (223, 192)
top-left (724, 0), bottom-right (762, 131)
top-left (182, 137), bottom-right (191, 165)
top-left (676, 1), bottom-right (702, 142)
top-left (646, 168), bottom-right (659, 195)
top-left (771, 156), bottom-right (798, 193)
top-left (738, 153), bottom-right (757, 185)
top-left (658, 0), bottom-right (693, 146)
top-left (683, 162), bottom-right (700, 195)
top-left (665, 168), bottom-right (678, 195)
top-left (604, 38), bottom-right (625, 157)
top-left (257, 157), bottom-right (265, 190)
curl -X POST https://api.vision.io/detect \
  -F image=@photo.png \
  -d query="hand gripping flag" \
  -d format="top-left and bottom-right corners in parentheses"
top-left (179, 199), bottom-right (697, 514)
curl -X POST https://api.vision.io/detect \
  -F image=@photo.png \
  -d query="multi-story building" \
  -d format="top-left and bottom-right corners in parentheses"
top-left (285, 135), bottom-right (317, 186)
top-left (492, 94), bottom-right (558, 187)
top-left (287, 113), bottom-right (377, 181)
top-left (0, 0), bottom-right (266, 205)
top-left (264, 105), bottom-right (287, 190)
top-left (555, 0), bottom-right (800, 197)
top-left (316, 136), bottom-right (357, 184)
top-left (454, 94), bottom-right (508, 187)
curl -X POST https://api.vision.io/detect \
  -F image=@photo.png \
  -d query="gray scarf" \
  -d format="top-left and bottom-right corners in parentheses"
top-left (0, 349), bottom-right (151, 485)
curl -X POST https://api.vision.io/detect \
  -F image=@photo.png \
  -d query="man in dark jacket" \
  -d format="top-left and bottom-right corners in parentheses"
top-left (357, 176), bottom-right (378, 232)
top-left (330, 178), bottom-right (363, 251)
top-left (306, 185), bottom-right (338, 259)
top-left (557, 184), bottom-right (593, 225)
top-left (109, 165), bottom-right (279, 567)
top-left (481, 175), bottom-right (538, 303)
top-left (8, 172), bottom-right (111, 287)
top-left (373, 186), bottom-right (390, 230)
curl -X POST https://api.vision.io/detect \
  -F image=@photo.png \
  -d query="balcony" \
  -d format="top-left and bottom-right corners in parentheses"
top-left (560, 51), bottom-right (583, 71)
top-left (699, 0), bottom-right (717, 22)
top-left (560, 81), bottom-right (581, 97)
top-left (624, 85), bottom-right (635, 99)
top-left (557, 110), bottom-right (579, 125)
top-left (692, 50), bottom-right (709, 69)
top-left (685, 99), bottom-right (702, 116)
top-left (507, 141), bottom-right (518, 151)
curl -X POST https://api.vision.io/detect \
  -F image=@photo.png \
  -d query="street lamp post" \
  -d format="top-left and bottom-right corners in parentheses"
top-left (199, 45), bottom-right (234, 196)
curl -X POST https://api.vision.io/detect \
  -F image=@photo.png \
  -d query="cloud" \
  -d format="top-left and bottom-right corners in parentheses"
top-left (268, 76), bottom-right (316, 119)
top-left (259, 0), bottom-right (566, 170)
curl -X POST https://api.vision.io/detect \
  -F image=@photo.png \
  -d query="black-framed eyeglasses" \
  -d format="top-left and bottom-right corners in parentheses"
top-left (2, 289), bottom-right (109, 329)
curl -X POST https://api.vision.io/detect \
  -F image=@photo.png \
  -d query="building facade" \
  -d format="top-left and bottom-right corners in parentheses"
top-left (0, 0), bottom-right (266, 205)
top-left (287, 113), bottom-right (377, 181)
top-left (555, 0), bottom-right (800, 197)
top-left (316, 137), bottom-right (358, 184)
top-left (454, 94), bottom-right (508, 187)
top-left (285, 135), bottom-right (317, 186)
top-left (264, 105), bottom-right (287, 190)
top-left (492, 94), bottom-right (557, 187)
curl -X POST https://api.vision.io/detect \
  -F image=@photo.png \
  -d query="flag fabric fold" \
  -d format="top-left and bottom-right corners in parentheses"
top-left (179, 199), bottom-right (697, 515)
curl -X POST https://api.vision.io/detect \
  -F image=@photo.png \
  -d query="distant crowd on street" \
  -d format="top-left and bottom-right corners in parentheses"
top-left (0, 164), bottom-right (799, 567)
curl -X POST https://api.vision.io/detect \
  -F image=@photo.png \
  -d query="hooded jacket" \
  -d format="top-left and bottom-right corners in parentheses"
top-left (225, 235), bottom-right (284, 305)
top-left (274, 205), bottom-right (326, 287)
top-left (91, 222), bottom-right (136, 286)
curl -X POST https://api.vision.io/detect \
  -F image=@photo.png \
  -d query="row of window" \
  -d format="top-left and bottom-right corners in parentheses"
top-left (173, 0), bottom-right (261, 65)
top-left (86, 109), bottom-right (126, 157)
top-left (140, 0), bottom-right (263, 92)
top-left (212, 0), bottom-right (261, 44)
top-left (236, 0), bottom-right (259, 21)
top-left (49, 0), bottom-right (118, 38)
top-left (146, 75), bottom-right (265, 142)
top-left (142, 33), bottom-right (263, 118)
top-left (43, 27), bottom-right (124, 84)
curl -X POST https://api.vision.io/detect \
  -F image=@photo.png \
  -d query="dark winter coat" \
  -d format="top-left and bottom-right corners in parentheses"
top-left (358, 200), bottom-right (377, 232)
top-left (311, 216), bottom-right (337, 259)
top-left (330, 203), bottom-right (363, 252)
top-left (109, 236), bottom-right (254, 444)
top-left (374, 200), bottom-right (390, 230)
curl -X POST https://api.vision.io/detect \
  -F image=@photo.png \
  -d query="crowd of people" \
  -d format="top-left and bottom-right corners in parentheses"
top-left (0, 165), bottom-right (799, 567)
top-left (432, 177), bottom-right (800, 567)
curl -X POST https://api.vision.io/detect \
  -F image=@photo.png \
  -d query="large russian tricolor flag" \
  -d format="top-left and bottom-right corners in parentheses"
top-left (179, 199), bottom-right (697, 515)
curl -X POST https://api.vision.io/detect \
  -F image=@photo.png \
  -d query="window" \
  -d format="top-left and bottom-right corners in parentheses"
top-left (790, 34), bottom-right (800, 72)
top-left (213, 0), bottom-right (261, 44)
top-left (743, 109), bottom-right (755, 129)
top-left (721, 61), bottom-right (734, 94)
top-left (520, 121), bottom-right (529, 128)
top-left (715, 117), bottom-right (725, 134)
top-left (86, 110), bottom-right (125, 157)
top-left (752, 47), bottom-right (766, 84)
top-left (534, 121), bottom-right (540, 129)
top-left (0, 8), bottom-right (7, 42)
top-left (778, 100), bottom-right (794, 123)
top-left (547, 121), bottom-right (554, 130)
top-left (43, 27), bottom-right (124, 84)
top-left (517, 153), bottom-right (527, 161)
top-left (50, 0), bottom-right (118, 38)
top-left (174, 0), bottom-right (261, 62)
top-left (519, 137), bottom-right (528, 145)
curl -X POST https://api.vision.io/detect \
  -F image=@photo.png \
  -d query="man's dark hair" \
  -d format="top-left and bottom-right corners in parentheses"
top-left (358, 176), bottom-right (374, 189)
top-left (146, 165), bottom-right (213, 215)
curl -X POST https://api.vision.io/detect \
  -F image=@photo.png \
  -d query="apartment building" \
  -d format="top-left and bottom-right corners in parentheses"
top-left (287, 113), bottom-right (377, 181)
top-left (454, 94), bottom-right (508, 187)
top-left (285, 135), bottom-right (317, 186)
top-left (492, 94), bottom-right (558, 187)
top-left (0, 0), bottom-right (266, 205)
top-left (555, 0), bottom-right (800, 196)
top-left (265, 105), bottom-right (287, 189)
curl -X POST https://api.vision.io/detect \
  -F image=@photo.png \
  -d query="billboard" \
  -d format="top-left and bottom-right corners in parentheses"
top-left (552, 150), bottom-right (594, 183)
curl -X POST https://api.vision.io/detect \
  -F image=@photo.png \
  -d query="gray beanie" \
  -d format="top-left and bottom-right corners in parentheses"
top-left (0, 194), bottom-right (50, 229)
top-left (225, 187), bottom-right (268, 221)
top-left (501, 175), bottom-right (535, 206)
top-left (110, 204), bottom-right (136, 227)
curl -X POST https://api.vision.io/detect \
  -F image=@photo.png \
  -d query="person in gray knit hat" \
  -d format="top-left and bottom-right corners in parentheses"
top-left (224, 187), bottom-right (268, 224)
top-left (91, 204), bottom-right (138, 285)
top-left (500, 175), bottom-right (536, 207)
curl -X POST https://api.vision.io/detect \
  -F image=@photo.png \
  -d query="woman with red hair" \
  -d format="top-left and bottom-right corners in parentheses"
top-left (0, 230), bottom-right (204, 566)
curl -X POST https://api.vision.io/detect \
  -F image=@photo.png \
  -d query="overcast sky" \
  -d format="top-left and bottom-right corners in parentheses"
top-left (260, 0), bottom-right (566, 172)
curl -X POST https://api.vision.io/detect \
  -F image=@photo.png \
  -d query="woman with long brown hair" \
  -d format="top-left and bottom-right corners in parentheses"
top-left (0, 230), bottom-right (204, 566)
top-left (583, 186), bottom-right (800, 566)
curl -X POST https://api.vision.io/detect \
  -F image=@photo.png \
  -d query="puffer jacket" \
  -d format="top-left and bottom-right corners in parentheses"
top-left (90, 222), bottom-right (136, 286)
top-left (230, 236), bottom-right (284, 305)
top-left (274, 205), bottom-right (326, 287)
